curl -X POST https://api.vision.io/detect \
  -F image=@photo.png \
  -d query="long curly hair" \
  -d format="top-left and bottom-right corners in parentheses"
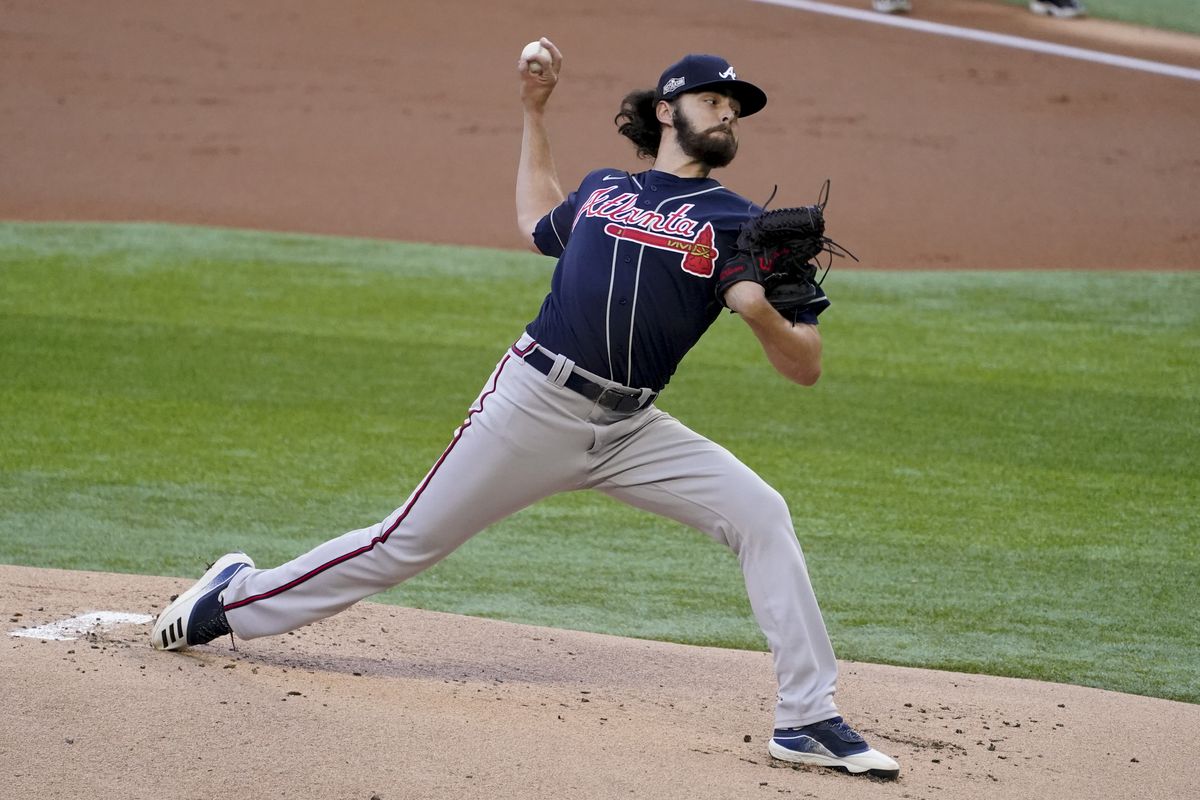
top-left (614, 89), bottom-right (666, 160)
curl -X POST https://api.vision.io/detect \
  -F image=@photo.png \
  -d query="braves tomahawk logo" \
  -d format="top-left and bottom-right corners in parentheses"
top-left (575, 187), bottom-right (719, 278)
top-left (603, 222), bottom-right (718, 278)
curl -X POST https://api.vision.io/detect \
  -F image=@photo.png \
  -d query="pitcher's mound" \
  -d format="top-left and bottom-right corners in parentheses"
top-left (4, 564), bottom-right (1197, 799)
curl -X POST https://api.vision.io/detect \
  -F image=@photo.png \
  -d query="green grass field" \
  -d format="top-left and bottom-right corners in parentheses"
top-left (2, 222), bottom-right (1197, 703)
top-left (1001, 0), bottom-right (1200, 35)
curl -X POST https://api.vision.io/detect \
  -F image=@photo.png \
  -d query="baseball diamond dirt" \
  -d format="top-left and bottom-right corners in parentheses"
top-left (2, 0), bottom-right (1199, 798)
top-left (5, 565), bottom-right (1200, 800)
top-left (3, 0), bottom-right (1199, 268)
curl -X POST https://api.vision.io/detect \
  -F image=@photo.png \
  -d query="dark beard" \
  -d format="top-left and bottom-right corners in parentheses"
top-left (672, 106), bottom-right (738, 168)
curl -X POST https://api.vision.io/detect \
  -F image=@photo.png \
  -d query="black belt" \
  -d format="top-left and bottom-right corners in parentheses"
top-left (523, 348), bottom-right (657, 413)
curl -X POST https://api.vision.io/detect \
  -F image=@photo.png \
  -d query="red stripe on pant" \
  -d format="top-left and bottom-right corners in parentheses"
top-left (224, 354), bottom-right (513, 612)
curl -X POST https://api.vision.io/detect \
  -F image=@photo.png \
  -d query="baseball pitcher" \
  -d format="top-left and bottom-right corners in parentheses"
top-left (151, 40), bottom-right (899, 779)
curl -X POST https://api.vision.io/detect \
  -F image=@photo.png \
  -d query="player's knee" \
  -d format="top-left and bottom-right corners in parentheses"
top-left (726, 484), bottom-right (793, 544)
top-left (755, 484), bottom-right (791, 524)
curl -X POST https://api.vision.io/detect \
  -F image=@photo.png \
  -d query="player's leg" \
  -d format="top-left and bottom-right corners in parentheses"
top-left (215, 354), bottom-right (592, 639)
top-left (589, 410), bottom-right (899, 776)
top-left (588, 408), bottom-right (838, 728)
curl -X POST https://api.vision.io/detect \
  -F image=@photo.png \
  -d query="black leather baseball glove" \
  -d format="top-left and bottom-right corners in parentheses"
top-left (716, 181), bottom-right (855, 322)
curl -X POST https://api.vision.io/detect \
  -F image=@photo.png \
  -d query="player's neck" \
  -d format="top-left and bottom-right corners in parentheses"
top-left (651, 152), bottom-right (713, 180)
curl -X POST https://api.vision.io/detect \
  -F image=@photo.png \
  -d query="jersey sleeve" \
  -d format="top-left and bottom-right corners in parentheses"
top-left (532, 192), bottom-right (578, 258)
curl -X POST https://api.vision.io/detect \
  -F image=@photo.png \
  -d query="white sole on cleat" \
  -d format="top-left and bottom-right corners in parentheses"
top-left (1029, 1), bottom-right (1084, 17)
top-left (768, 739), bottom-right (901, 779)
top-left (151, 552), bottom-right (254, 651)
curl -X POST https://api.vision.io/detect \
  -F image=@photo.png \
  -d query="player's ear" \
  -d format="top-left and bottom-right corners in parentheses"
top-left (655, 99), bottom-right (675, 127)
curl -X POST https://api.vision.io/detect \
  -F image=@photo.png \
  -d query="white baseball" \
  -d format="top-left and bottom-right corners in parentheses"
top-left (521, 40), bottom-right (550, 74)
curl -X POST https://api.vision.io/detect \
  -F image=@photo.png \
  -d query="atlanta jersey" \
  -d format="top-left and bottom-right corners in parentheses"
top-left (528, 168), bottom-right (762, 392)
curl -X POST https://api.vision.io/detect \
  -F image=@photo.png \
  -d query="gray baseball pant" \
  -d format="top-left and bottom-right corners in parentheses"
top-left (222, 335), bottom-right (840, 727)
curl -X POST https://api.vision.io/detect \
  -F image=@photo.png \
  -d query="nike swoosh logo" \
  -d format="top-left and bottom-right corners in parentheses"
top-left (602, 174), bottom-right (625, 181)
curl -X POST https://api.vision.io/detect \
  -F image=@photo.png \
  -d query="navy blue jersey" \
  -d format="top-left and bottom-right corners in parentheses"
top-left (527, 168), bottom-right (761, 392)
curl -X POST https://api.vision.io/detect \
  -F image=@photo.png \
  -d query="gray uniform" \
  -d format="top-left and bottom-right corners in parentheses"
top-left (223, 330), bottom-right (839, 727)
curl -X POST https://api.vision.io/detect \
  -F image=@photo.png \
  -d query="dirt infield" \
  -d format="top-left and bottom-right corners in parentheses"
top-left (3, 1), bottom-right (1199, 798)
top-left (6, 565), bottom-right (1200, 800)
top-left (2, 0), bottom-right (1198, 268)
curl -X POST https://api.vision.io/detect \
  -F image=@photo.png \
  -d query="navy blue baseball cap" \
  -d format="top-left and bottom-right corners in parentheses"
top-left (655, 54), bottom-right (768, 117)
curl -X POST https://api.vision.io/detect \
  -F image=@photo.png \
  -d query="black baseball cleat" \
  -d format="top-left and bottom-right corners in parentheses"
top-left (1029, 0), bottom-right (1085, 18)
top-left (151, 553), bottom-right (254, 651)
top-left (768, 716), bottom-right (901, 779)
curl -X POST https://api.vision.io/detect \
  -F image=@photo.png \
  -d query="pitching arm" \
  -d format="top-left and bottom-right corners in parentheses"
top-left (516, 38), bottom-right (566, 251)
